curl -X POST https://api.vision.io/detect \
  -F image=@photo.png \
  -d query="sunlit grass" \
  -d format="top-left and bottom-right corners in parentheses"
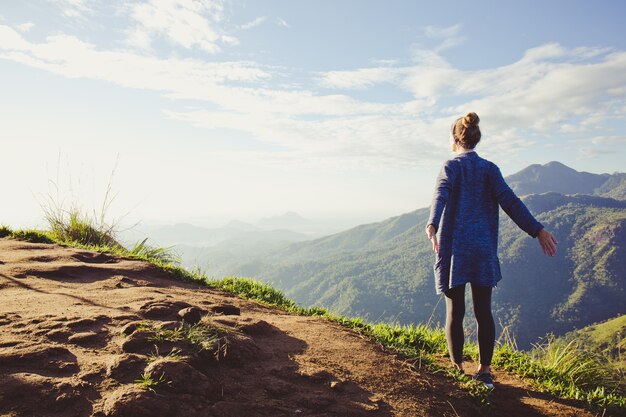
top-left (129, 238), bottom-right (181, 265)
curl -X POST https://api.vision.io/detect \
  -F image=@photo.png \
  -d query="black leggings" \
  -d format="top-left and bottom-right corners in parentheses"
top-left (444, 283), bottom-right (495, 366)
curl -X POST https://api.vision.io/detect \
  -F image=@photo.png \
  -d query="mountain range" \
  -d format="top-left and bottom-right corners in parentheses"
top-left (507, 161), bottom-right (626, 199)
top-left (214, 161), bottom-right (626, 348)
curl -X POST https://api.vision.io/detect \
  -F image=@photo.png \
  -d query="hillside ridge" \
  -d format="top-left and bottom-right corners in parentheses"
top-left (0, 238), bottom-right (605, 417)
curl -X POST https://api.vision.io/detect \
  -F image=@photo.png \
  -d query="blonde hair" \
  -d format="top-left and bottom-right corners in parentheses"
top-left (453, 112), bottom-right (481, 149)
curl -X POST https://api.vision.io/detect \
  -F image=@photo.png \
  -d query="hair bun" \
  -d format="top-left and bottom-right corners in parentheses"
top-left (461, 112), bottom-right (480, 128)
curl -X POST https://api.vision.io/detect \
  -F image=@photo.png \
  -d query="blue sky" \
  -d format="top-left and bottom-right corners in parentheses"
top-left (1, 0), bottom-right (625, 228)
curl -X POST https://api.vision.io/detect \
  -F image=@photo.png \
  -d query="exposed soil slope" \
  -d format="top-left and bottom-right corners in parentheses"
top-left (0, 239), bottom-right (611, 417)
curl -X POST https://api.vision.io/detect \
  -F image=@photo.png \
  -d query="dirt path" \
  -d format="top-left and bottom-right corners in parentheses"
top-left (0, 238), bottom-right (613, 416)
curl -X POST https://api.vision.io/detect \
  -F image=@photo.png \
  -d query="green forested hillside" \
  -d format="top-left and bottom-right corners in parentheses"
top-left (561, 314), bottom-right (626, 372)
top-left (231, 193), bottom-right (626, 348)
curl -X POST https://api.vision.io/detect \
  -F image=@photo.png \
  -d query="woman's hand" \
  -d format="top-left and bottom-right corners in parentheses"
top-left (426, 224), bottom-right (439, 253)
top-left (537, 228), bottom-right (558, 256)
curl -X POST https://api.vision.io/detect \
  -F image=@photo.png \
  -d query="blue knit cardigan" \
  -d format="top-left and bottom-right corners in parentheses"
top-left (427, 151), bottom-right (543, 294)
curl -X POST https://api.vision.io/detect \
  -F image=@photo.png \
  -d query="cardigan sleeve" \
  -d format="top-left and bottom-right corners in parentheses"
top-left (491, 164), bottom-right (544, 238)
top-left (427, 160), bottom-right (457, 232)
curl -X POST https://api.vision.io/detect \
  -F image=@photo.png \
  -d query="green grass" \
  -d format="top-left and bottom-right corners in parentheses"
top-left (0, 225), bottom-right (12, 238)
top-left (0, 226), bottom-right (55, 244)
top-left (2, 226), bottom-right (624, 412)
top-left (135, 371), bottom-right (166, 392)
top-left (135, 321), bottom-right (228, 360)
top-left (129, 238), bottom-right (181, 265)
top-left (584, 315), bottom-right (626, 347)
top-left (568, 314), bottom-right (626, 368)
top-left (493, 341), bottom-right (624, 409)
top-left (147, 347), bottom-right (186, 363)
top-left (43, 205), bottom-right (121, 248)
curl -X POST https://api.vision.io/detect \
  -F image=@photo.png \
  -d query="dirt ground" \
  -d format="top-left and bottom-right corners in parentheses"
top-left (0, 238), bottom-right (617, 417)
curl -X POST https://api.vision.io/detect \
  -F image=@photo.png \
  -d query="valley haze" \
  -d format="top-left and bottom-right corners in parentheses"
top-left (141, 161), bottom-right (626, 351)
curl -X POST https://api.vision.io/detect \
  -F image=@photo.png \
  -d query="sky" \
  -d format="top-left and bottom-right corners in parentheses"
top-left (1, 0), bottom-right (626, 229)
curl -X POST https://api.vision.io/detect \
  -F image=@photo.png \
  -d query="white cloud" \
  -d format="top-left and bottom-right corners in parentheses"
top-left (589, 135), bottom-right (626, 145)
top-left (424, 24), bottom-right (462, 39)
top-left (276, 17), bottom-right (290, 28)
top-left (0, 26), bottom-right (268, 87)
top-left (578, 146), bottom-right (614, 159)
top-left (124, 0), bottom-right (234, 54)
top-left (0, 25), bottom-right (389, 120)
top-left (16, 22), bottom-right (35, 33)
top-left (239, 16), bottom-right (266, 30)
top-left (318, 67), bottom-right (406, 90)
top-left (422, 24), bottom-right (466, 52)
top-left (2, 18), bottom-right (626, 169)
top-left (48, 0), bottom-right (93, 18)
top-left (313, 42), bottom-right (626, 164)
top-left (163, 109), bottom-right (440, 169)
top-left (370, 59), bottom-right (399, 66)
top-left (220, 34), bottom-right (239, 46)
top-left (452, 49), bottom-right (626, 134)
top-left (124, 27), bottom-right (152, 50)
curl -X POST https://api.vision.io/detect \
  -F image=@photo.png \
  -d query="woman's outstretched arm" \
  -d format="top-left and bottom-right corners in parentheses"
top-left (491, 164), bottom-right (558, 256)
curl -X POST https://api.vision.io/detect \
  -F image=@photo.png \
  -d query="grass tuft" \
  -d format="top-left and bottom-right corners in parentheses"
top-left (136, 321), bottom-right (227, 360)
top-left (0, 225), bottom-right (12, 238)
top-left (129, 238), bottom-right (180, 265)
top-left (43, 205), bottom-right (121, 248)
top-left (204, 276), bottom-right (300, 310)
top-left (147, 347), bottom-right (186, 363)
top-left (135, 371), bottom-right (166, 392)
top-left (2, 229), bottom-right (55, 244)
top-left (533, 337), bottom-right (614, 389)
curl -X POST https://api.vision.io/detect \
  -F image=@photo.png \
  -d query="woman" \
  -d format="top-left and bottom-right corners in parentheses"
top-left (425, 112), bottom-right (558, 389)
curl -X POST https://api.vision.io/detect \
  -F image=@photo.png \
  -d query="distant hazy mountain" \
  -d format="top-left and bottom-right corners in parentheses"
top-left (225, 220), bottom-right (259, 232)
top-left (594, 173), bottom-right (626, 200)
top-left (146, 223), bottom-right (220, 246)
top-left (256, 212), bottom-right (314, 232)
top-left (507, 161), bottom-right (626, 199)
top-left (141, 221), bottom-right (306, 248)
top-left (225, 162), bottom-right (626, 348)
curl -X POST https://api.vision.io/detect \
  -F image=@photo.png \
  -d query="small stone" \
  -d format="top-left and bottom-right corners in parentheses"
top-left (210, 304), bottom-right (240, 316)
top-left (222, 334), bottom-right (260, 364)
top-left (67, 318), bottom-right (98, 328)
top-left (106, 354), bottom-right (147, 383)
top-left (144, 359), bottom-right (216, 396)
top-left (142, 305), bottom-right (175, 319)
top-left (102, 386), bottom-right (172, 417)
top-left (115, 276), bottom-right (137, 287)
top-left (369, 395), bottom-right (383, 404)
top-left (178, 307), bottom-right (202, 325)
top-left (239, 319), bottom-right (275, 336)
top-left (68, 331), bottom-right (100, 346)
top-left (121, 331), bottom-right (153, 354)
top-left (45, 329), bottom-right (71, 342)
top-left (120, 321), bottom-right (141, 336)
top-left (157, 321), bottom-right (180, 331)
